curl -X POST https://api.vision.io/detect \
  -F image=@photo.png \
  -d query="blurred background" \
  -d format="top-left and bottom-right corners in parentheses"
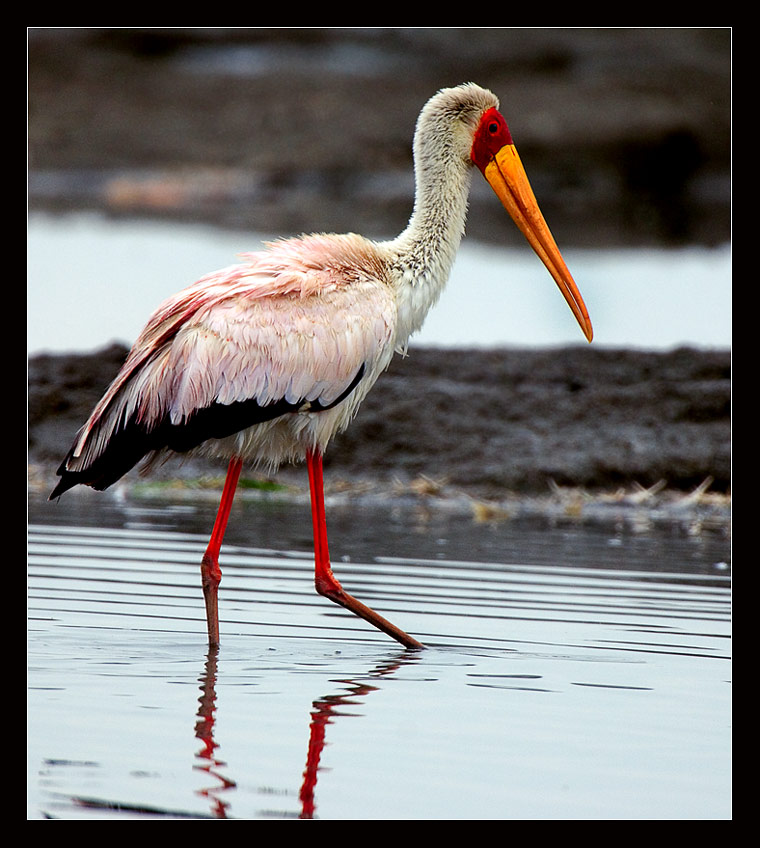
top-left (28, 27), bottom-right (730, 246)
top-left (27, 28), bottom-right (731, 495)
top-left (27, 27), bottom-right (731, 353)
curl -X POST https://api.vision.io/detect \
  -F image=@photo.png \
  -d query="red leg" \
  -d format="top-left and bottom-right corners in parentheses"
top-left (201, 456), bottom-right (243, 646)
top-left (306, 448), bottom-right (423, 649)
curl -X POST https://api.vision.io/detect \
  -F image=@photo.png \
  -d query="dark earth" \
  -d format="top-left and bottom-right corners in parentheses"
top-left (28, 29), bottom-right (731, 513)
top-left (29, 340), bottom-right (730, 500)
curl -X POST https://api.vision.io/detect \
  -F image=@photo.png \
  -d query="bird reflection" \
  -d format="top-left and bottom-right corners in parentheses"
top-left (298, 652), bottom-right (419, 819)
top-left (193, 645), bottom-right (236, 818)
top-left (193, 646), bottom-right (420, 819)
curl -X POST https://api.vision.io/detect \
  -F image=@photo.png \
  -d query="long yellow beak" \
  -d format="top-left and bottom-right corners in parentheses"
top-left (484, 144), bottom-right (593, 343)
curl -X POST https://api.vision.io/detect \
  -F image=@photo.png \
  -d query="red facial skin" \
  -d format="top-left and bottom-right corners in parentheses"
top-left (470, 107), bottom-right (514, 173)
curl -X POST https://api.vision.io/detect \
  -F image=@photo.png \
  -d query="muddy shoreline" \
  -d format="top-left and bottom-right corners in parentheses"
top-left (29, 342), bottom-right (731, 520)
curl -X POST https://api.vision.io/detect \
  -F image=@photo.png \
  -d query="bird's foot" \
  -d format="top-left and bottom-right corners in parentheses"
top-left (315, 570), bottom-right (423, 650)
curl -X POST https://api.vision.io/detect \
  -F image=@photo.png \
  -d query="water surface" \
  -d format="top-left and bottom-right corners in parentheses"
top-left (28, 492), bottom-right (731, 819)
top-left (27, 213), bottom-right (731, 355)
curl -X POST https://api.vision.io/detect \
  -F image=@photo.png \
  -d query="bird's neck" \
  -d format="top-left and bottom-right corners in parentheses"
top-left (384, 154), bottom-right (474, 350)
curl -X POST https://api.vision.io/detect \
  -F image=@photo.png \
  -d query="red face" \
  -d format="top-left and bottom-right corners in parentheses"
top-left (470, 107), bottom-right (514, 173)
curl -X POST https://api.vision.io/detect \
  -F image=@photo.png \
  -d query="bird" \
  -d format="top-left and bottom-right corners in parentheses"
top-left (49, 83), bottom-right (593, 650)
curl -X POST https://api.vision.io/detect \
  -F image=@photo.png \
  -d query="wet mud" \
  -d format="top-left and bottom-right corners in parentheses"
top-left (29, 342), bottom-right (730, 502)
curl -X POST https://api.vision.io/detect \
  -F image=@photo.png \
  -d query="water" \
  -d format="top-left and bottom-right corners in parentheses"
top-left (27, 213), bottom-right (731, 355)
top-left (28, 491), bottom-right (731, 819)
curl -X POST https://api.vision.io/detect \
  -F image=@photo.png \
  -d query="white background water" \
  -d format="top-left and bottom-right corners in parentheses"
top-left (27, 213), bottom-right (731, 355)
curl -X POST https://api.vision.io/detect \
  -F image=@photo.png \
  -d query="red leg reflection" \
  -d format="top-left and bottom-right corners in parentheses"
top-left (299, 656), bottom-right (412, 818)
top-left (299, 702), bottom-right (329, 819)
top-left (305, 448), bottom-right (423, 649)
top-left (194, 646), bottom-right (236, 818)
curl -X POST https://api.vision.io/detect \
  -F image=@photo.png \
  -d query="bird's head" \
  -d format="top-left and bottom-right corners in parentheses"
top-left (469, 95), bottom-right (593, 342)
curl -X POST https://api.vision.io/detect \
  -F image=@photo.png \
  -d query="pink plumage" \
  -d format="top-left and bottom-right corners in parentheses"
top-left (53, 233), bottom-right (397, 493)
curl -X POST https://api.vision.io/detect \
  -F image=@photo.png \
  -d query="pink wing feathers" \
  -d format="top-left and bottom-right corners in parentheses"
top-left (52, 234), bottom-right (398, 496)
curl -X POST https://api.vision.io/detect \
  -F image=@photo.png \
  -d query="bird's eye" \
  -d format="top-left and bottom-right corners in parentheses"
top-left (488, 121), bottom-right (499, 134)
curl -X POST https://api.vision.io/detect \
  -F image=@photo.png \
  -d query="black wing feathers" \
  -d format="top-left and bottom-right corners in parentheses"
top-left (49, 364), bottom-right (365, 499)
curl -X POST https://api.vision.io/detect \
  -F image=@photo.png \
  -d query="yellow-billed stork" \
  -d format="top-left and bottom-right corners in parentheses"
top-left (50, 83), bottom-right (593, 649)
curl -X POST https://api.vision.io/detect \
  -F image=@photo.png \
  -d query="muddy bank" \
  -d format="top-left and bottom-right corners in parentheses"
top-left (29, 343), bottom-right (730, 504)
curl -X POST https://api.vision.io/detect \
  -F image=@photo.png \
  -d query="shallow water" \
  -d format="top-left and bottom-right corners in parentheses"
top-left (27, 213), bottom-right (732, 356)
top-left (27, 492), bottom-right (731, 819)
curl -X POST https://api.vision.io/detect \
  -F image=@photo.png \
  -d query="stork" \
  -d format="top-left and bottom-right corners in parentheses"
top-left (50, 83), bottom-right (593, 650)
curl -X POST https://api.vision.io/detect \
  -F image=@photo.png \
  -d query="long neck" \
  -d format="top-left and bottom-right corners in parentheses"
top-left (383, 140), bottom-right (474, 348)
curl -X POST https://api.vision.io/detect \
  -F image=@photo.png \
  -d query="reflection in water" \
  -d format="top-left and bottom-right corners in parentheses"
top-left (191, 645), bottom-right (419, 819)
top-left (194, 646), bottom-right (236, 818)
top-left (298, 652), bottom-right (419, 819)
top-left (28, 514), bottom-right (730, 819)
